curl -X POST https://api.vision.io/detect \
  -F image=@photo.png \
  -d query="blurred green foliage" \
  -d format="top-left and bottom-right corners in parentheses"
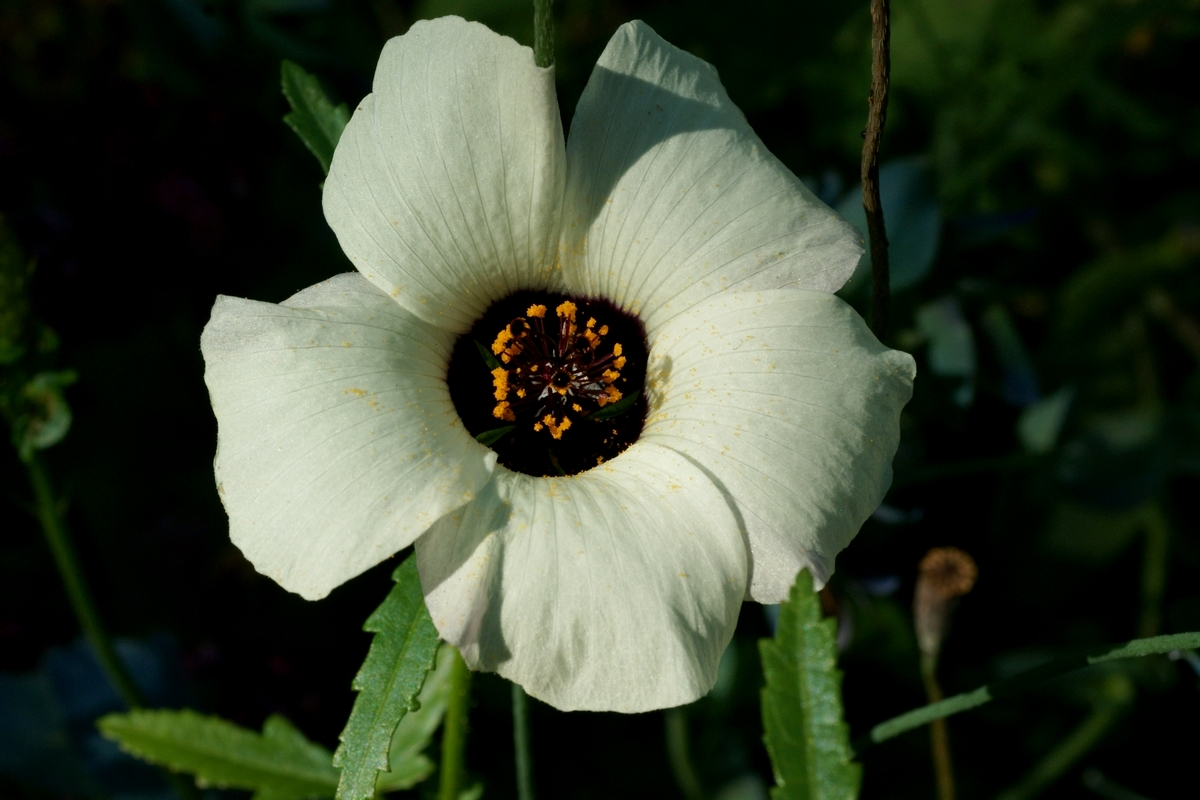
top-left (2, 0), bottom-right (1199, 799)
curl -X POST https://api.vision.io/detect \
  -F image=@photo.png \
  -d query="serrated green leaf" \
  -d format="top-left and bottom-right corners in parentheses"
top-left (375, 643), bottom-right (455, 793)
top-left (334, 555), bottom-right (441, 800)
top-left (591, 387), bottom-right (640, 421)
top-left (759, 570), bottom-right (861, 800)
top-left (474, 425), bottom-right (514, 446)
top-left (98, 710), bottom-right (338, 800)
top-left (474, 339), bottom-right (503, 371)
top-left (281, 60), bottom-right (350, 175)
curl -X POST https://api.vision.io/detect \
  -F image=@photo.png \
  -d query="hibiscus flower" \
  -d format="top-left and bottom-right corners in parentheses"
top-left (201, 16), bottom-right (915, 712)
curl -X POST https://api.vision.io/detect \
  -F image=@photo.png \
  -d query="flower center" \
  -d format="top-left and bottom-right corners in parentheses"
top-left (447, 291), bottom-right (648, 477)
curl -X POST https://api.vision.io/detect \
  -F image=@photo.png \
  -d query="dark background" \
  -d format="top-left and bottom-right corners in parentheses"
top-left (2, 0), bottom-right (1199, 798)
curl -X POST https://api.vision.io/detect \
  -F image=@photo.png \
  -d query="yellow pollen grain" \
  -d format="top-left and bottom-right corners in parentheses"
top-left (556, 300), bottom-right (577, 321)
top-left (612, 343), bottom-right (623, 356)
top-left (491, 327), bottom-right (513, 355)
top-left (586, 317), bottom-right (597, 329)
top-left (583, 329), bottom-right (600, 348)
top-left (516, 388), bottom-right (526, 398)
top-left (603, 386), bottom-right (622, 405)
top-left (596, 456), bottom-right (605, 465)
top-left (491, 367), bottom-right (509, 400)
top-left (527, 304), bottom-right (547, 318)
top-left (599, 325), bottom-right (609, 336)
top-left (572, 403), bottom-right (582, 412)
top-left (614, 356), bottom-right (627, 369)
top-left (493, 401), bottom-right (515, 421)
top-left (533, 422), bottom-right (544, 432)
top-left (603, 369), bottom-right (620, 383)
top-left (544, 414), bottom-right (572, 440)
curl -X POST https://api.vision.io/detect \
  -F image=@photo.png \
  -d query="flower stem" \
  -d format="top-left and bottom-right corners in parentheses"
top-left (533, 0), bottom-right (555, 68)
top-left (665, 706), bottom-right (705, 800)
top-left (438, 647), bottom-right (472, 800)
top-left (26, 451), bottom-right (144, 710)
top-left (512, 682), bottom-right (536, 800)
top-left (861, 0), bottom-right (892, 340)
top-left (853, 631), bottom-right (1200, 755)
top-left (919, 653), bottom-right (955, 800)
top-left (26, 452), bottom-right (203, 800)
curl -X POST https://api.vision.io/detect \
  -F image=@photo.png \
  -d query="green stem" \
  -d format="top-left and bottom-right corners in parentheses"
top-left (665, 706), bottom-right (705, 800)
top-left (532, 0), bottom-right (554, 68)
top-left (512, 682), bottom-right (535, 800)
top-left (995, 676), bottom-right (1132, 800)
top-left (854, 631), bottom-right (1200, 755)
top-left (1138, 503), bottom-right (1170, 639)
top-left (27, 453), bottom-right (202, 800)
top-left (26, 452), bottom-right (144, 710)
top-left (920, 653), bottom-right (955, 800)
top-left (438, 647), bottom-right (472, 800)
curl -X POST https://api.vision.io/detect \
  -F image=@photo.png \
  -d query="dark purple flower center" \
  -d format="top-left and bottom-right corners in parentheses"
top-left (447, 291), bottom-right (648, 477)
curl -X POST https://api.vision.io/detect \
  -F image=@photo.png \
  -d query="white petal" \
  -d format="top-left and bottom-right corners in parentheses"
top-left (641, 290), bottom-right (915, 603)
top-left (415, 443), bottom-right (746, 712)
top-left (201, 273), bottom-right (496, 600)
top-left (561, 21), bottom-right (861, 331)
top-left (323, 16), bottom-right (566, 333)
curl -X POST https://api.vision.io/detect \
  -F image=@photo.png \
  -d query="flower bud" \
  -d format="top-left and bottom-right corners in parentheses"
top-left (914, 547), bottom-right (978, 660)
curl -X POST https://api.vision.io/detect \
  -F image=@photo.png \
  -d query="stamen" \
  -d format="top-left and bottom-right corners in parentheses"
top-left (491, 327), bottom-right (513, 355)
top-left (492, 367), bottom-right (509, 401)
top-left (448, 290), bottom-right (647, 477)
top-left (543, 414), bottom-right (572, 440)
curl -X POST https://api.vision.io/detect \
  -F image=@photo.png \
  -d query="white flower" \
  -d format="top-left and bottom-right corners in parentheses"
top-left (201, 16), bottom-right (915, 712)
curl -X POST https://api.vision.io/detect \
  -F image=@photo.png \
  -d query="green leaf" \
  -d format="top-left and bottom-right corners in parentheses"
top-left (334, 555), bottom-right (441, 800)
top-left (475, 425), bottom-right (514, 446)
top-left (474, 339), bottom-right (503, 371)
top-left (375, 643), bottom-right (456, 793)
top-left (281, 60), bottom-right (350, 175)
top-left (591, 387), bottom-right (640, 421)
top-left (97, 710), bottom-right (338, 799)
top-left (759, 570), bottom-right (861, 800)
